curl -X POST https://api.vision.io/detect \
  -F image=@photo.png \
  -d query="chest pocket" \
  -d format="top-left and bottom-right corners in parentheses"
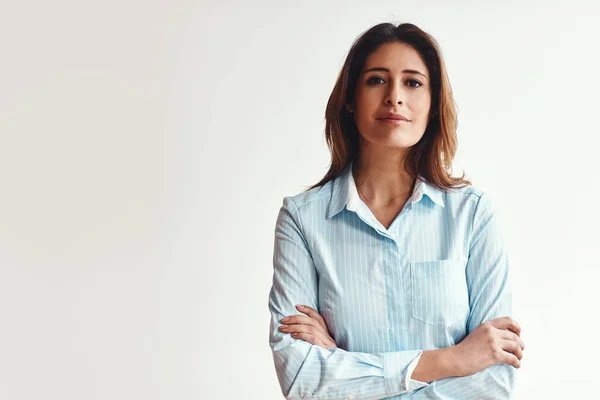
top-left (410, 259), bottom-right (470, 329)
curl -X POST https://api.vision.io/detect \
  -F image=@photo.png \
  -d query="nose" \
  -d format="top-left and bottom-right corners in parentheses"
top-left (385, 80), bottom-right (405, 105)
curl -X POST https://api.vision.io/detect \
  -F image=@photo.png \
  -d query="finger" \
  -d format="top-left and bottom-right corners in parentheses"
top-left (487, 317), bottom-right (521, 336)
top-left (283, 315), bottom-right (323, 331)
top-left (500, 339), bottom-right (523, 361)
top-left (291, 332), bottom-right (325, 347)
top-left (501, 329), bottom-right (525, 350)
top-left (296, 305), bottom-right (327, 329)
top-left (281, 324), bottom-right (326, 339)
top-left (498, 349), bottom-right (521, 369)
top-left (283, 315), bottom-right (330, 339)
top-left (281, 324), bottom-right (334, 346)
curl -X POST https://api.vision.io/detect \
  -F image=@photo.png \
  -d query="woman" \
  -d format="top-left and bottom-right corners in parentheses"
top-left (268, 22), bottom-right (525, 400)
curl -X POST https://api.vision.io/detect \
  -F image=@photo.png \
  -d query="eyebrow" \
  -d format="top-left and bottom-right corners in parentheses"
top-left (363, 67), bottom-right (428, 79)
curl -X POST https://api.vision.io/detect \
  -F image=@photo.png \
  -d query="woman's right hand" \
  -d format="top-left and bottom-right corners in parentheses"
top-left (450, 316), bottom-right (525, 377)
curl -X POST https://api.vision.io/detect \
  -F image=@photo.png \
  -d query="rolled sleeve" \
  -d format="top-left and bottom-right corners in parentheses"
top-left (383, 350), bottom-right (428, 393)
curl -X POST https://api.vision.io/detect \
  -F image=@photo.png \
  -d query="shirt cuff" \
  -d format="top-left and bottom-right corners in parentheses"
top-left (405, 351), bottom-right (429, 391)
top-left (383, 350), bottom-right (429, 394)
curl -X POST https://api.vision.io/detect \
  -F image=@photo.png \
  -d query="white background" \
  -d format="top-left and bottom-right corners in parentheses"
top-left (1, 1), bottom-right (598, 399)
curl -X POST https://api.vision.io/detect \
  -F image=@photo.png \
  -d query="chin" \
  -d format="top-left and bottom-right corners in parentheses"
top-left (368, 131), bottom-right (421, 148)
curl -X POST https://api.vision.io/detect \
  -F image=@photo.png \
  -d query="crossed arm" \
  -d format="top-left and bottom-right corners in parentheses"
top-left (268, 194), bottom-right (523, 399)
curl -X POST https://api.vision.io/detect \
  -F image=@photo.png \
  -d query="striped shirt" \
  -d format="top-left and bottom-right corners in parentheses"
top-left (268, 161), bottom-right (516, 399)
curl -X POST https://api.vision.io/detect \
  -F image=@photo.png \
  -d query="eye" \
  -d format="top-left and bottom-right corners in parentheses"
top-left (366, 76), bottom-right (423, 88)
top-left (407, 79), bottom-right (423, 88)
top-left (366, 76), bottom-right (385, 85)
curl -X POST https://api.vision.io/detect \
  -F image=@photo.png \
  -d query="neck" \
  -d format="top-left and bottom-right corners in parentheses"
top-left (352, 149), bottom-right (416, 207)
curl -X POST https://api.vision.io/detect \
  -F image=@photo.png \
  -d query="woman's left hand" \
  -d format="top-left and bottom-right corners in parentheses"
top-left (279, 305), bottom-right (337, 349)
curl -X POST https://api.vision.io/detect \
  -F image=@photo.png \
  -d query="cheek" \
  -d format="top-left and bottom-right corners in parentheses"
top-left (354, 96), bottom-right (376, 124)
top-left (355, 91), bottom-right (377, 111)
top-left (415, 96), bottom-right (432, 121)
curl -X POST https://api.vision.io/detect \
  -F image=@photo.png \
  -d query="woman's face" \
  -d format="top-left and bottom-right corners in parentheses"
top-left (348, 41), bottom-right (432, 150)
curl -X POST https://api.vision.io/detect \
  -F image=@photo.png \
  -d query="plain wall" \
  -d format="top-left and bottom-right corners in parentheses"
top-left (1, 1), bottom-right (598, 399)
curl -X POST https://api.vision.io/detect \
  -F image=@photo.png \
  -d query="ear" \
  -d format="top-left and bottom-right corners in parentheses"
top-left (345, 103), bottom-right (354, 113)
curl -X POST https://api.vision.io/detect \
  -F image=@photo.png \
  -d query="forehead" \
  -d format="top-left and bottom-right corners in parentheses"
top-left (363, 42), bottom-right (428, 74)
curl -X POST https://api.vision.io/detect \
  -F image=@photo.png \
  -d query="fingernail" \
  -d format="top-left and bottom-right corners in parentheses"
top-left (282, 317), bottom-right (289, 322)
top-left (291, 333), bottom-right (298, 337)
top-left (296, 305), bottom-right (304, 309)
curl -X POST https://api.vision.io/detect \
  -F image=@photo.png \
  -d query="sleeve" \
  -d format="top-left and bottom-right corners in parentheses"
top-left (268, 196), bottom-right (428, 400)
top-left (406, 192), bottom-right (518, 399)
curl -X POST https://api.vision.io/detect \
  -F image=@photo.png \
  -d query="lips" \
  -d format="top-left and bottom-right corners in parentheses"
top-left (376, 113), bottom-right (410, 122)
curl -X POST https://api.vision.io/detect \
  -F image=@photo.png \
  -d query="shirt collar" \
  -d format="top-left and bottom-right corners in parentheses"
top-left (326, 160), bottom-right (445, 219)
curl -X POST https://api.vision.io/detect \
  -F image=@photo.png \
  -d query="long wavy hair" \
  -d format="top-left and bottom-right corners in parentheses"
top-left (306, 22), bottom-right (471, 191)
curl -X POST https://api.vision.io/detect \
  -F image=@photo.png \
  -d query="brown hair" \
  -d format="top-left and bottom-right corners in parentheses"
top-left (306, 22), bottom-right (471, 191)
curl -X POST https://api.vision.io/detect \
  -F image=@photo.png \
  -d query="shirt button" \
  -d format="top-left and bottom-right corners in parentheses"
top-left (347, 395), bottom-right (354, 400)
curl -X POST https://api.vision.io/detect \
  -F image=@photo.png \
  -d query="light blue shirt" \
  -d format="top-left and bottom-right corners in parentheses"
top-left (268, 161), bottom-right (516, 399)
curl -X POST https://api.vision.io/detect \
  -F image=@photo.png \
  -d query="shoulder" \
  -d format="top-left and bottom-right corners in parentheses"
top-left (444, 182), bottom-right (484, 201)
top-left (439, 183), bottom-right (501, 228)
top-left (281, 180), bottom-right (334, 215)
top-left (274, 180), bottom-right (335, 240)
top-left (443, 182), bottom-right (496, 210)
